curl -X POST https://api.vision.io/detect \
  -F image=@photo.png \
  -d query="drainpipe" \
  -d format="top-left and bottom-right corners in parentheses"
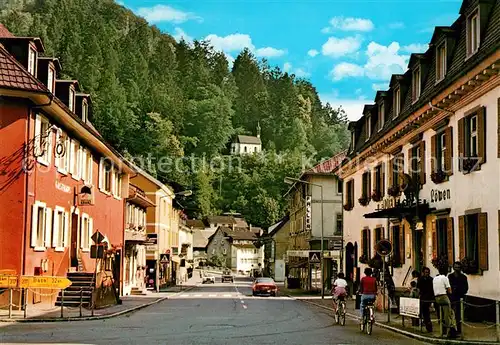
top-left (428, 102), bottom-right (455, 116)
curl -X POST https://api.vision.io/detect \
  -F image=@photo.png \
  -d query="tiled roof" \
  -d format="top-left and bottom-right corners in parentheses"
top-left (186, 219), bottom-right (206, 229)
top-left (268, 215), bottom-right (290, 237)
top-left (0, 24), bottom-right (14, 38)
top-left (192, 229), bottom-right (216, 248)
top-left (237, 135), bottom-right (261, 145)
top-left (0, 46), bottom-right (48, 93)
top-left (306, 151), bottom-right (347, 174)
top-left (207, 215), bottom-right (236, 225)
top-left (347, 0), bottom-right (500, 158)
top-left (223, 228), bottom-right (258, 241)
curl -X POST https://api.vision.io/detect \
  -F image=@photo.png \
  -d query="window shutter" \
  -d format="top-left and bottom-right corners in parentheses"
top-left (381, 163), bottom-right (385, 196)
top-left (80, 217), bottom-right (84, 249)
top-left (419, 141), bottom-right (426, 184)
top-left (34, 116), bottom-right (42, 157)
top-left (372, 170), bottom-right (377, 194)
top-left (44, 207), bottom-right (52, 248)
top-left (445, 127), bottom-right (453, 175)
top-left (477, 106), bottom-right (486, 164)
top-left (399, 225), bottom-right (405, 264)
top-left (98, 159), bottom-right (103, 190)
top-left (497, 98), bottom-right (500, 158)
top-left (368, 229), bottom-right (371, 258)
top-left (63, 212), bottom-right (69, 247)
top-left (458, 118), bottom-right (465, 171)
top-left (54, 130), bottom-right (61, 168)
top-left (388, 158), bottom-right (394, 189)
top-left (367, 171), bottom-right (371, 197)
top-left (407, 148), bottom-right (413, 175)
top-left (31, 204), bottom-right (39, 247)
top-left (361, 230), bottom-right (365, 256)
top-left (52, 210), bottom-right (59, 247)
top-left (458, 215), bottom-right (465, 259)
top-left (431, 134), bottom-right (437, 174)
top-left (88, 218), bottom-right (94, 248)
top-left (447, 217), bottom-right (454, 266)
top-left (431, 220), bottom-right (437, 258)
top-left (350, 180), bottom-right (355, 205)
top-left (478, 212), bottom-right (488, 270)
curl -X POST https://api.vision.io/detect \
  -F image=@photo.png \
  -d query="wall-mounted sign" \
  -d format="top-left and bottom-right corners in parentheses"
top-left (77, 184), bottom-right (95, 206)
top-left (305, 196), bottom-right (312, 231)
top-left (430, 188), bottom-right (451, 203)
top-left (55, 181), bottom-right (71, 193)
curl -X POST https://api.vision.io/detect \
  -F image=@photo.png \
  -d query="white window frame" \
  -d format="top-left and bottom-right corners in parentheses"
top-left (436, 41), bottom-right (447, 82)
top-left (99, 158), bottom-right (113, 194)
top-left (53, 206), bottom-right (69, 252)
top-left (55, 129), bottom-right (69, 174)
top-left (47, 66), bottom-right (55, 93)
top-left (31, 201), bottom-right (52, 251)
top-left (112, 168), bottom-right (122, 199)
top-left (393, 87), bottom-right (401, 118)
top-left (466, 9), bottom-right (480, 58)
top-left (69, 87), bottom-right (75, 112)
top-left (81, 148), bottom-right (93, 184)
top-left (80, 213), bottom-right (92, 252)
top-left (34, 114), bottom-right (52, 166)
top-left (469, 115), bottom-right (478, 157)
top-left (378, 102), bottom-right (385, 131)
top-left (69, 139), bottom-right (81, 180)
top-left (365, 116), bottom-right (371, 140)
top-left (27, 46), bottom-right (36, 76)
top-left (412, 66), bottom-right (421, 102)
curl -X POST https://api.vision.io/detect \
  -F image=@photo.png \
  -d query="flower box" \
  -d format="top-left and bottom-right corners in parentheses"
top-left (371, 190), bottom-right (382, 202)
top-left (343, 202), bottom-right (353, 211)
top-left (431, 170), bottom-right (447, 184)
top-left (358, 195), bottom-right (370, 206)
top-left (387, 185), bottom-right (400, 197)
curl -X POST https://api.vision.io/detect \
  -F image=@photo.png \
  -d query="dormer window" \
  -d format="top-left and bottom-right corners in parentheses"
top-left (350, 131), bottom-right (355, 152)
top-left (393, 87), bottom-right (401, 118)
top-left (28, 46), bottom-right (36, 75)
top-left (412, 67), bottom-right (421, 102)
top-left (436, 42), bottom-right (447, 82)
top-left (47, 67), bottom-right (55, 93)
top-left (366, 116), bottom-right (372, 140)
top-left (68, 87), bottom-right (75, 112)
top-left (466, 9), bottom-right (480, 57)
top-left (82, 99), bottom-right (88, 122)
top-left (378, 102), bottom-right (385, 131)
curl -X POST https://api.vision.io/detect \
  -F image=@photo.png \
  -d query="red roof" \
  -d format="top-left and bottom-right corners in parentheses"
top-left (0, 45), bottom-right (48, 93)
top-left (0, 24), bottom-right (14, 38)
top-left (306, 150), bottom-right (347, 174)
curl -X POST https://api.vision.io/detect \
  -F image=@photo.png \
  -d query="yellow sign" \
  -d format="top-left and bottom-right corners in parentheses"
top-left (0, 269), bottom-right (16, 275)
top-left (0, 275), bottom-right (72, 289)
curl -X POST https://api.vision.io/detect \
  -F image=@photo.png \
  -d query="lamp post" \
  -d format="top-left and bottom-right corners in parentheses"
top-left (284, 177), bottom-right (325, 299)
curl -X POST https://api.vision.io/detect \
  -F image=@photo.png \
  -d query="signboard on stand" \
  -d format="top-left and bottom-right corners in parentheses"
top-left (400, 297), bottom-right (420, 318)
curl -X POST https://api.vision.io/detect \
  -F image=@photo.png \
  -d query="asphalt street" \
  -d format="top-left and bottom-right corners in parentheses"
top-left (0, 276), bottom-right (429, 345)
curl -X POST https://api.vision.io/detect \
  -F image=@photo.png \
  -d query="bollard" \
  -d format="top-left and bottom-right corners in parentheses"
top-left (79, 289), bottom-right (83, 317)
top-left (8, 288), bottom-right (12, 319)
top-left (460, 299), bottom-right (464, 340)
top-left (496, 301), bottom-right (500, 343)
top-left (60, 289), bottom-right (64, 318)
top-left (23, 289), bottom-right (28, 319)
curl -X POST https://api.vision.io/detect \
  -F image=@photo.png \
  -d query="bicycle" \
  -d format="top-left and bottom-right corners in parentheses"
top-left (333, 296), bottom-right (346, 326)
top-left (360, 299), bottom-right (375, 335)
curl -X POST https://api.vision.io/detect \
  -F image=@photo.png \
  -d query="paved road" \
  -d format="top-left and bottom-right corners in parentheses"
top-left (0, 277), bottom-right (428, 345)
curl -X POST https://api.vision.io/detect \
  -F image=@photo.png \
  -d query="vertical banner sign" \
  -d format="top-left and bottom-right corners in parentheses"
top-left (305, 196), bottom-right (312, 231)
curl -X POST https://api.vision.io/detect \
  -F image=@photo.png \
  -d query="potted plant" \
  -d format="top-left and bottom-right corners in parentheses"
top-left (431, 169), bottom-right (447, 184)
top-left (462, 157), bottom-right (479, 173)
top-left (431, 254), bottom-right (449, 271)
top-left (343, 202), bottom-right (353, 211)
top-left (388, 185), bottom-right (400, 197)
top-left (358, 254), bottom-right (368, 264)
top-left (371, 189), bottom-right (382, 202)
top-left (358, 195), bottom-right (370, 206)
top-left (460, 257), bottom-right (479, 274)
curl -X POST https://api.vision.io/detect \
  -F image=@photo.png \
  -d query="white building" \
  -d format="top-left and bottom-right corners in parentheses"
top-left (337, 0), bottom-right (499, 318)
top-left (230, 125), bottom-right (262, 155)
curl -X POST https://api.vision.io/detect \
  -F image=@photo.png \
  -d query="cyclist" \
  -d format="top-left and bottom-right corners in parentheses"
top-left (331, 272), bottom-right (348, 314)
top-left (358, 267), bottom-right (377, 324)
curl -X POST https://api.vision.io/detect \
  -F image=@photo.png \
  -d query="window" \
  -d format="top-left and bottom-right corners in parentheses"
top-left (437, 132), bottom-right (446, 172)
top-left (458, 108), bottom-right (485, 171)
top-left (337, 179), bottom-right (343, 194)
top-left (69, 87), bottom-right (75, 112)
top-left (373, 163), bottom-right (385, 197)
top-left (254, 147), bottom-right (257, 153)
top-left (31, 202), bottom-right (52, 251)
top-left (361, 171), bottom-right (370, 198)
top-left (468, 115), bottom-right (478, 157)
top-left (350, 131), bottom-right (355, 152)
top-left (244, 146), bottom-right (247, 153)
top-left (374, 227), bottom-right (383, 244)
top-left (81, 149), bottom-right (93, 184)
top-left (80, 214), bottom-right (92, 251)
top-left (467, 10), bottom-right (480, 56)
top-left (69, 140), bottom-right (81, 179)
top-left (47, 67), bottom-right (55, 93)
top-left (409, 142), bottom-right (425, 185)
top-left (112, 168), bottom-right (122, 198)
top-left (436, 42), bottom-right (447, 82)
top-left (99, 159), bottom-right (113, 193)
top-left (82, 99), bottom-right (88, 122)
top-left (378, 102), bottom-right (385, 131)
top-left (465, 214), bottom-right (479, 265)
top-left (393, 87), bottom-right (401, 118)
top-left (55, 130), bottom-right (70, 173)
top-left (366, 116), bottom-right (371, 140)
top-left (53, 207), bottom-right (69, 251)
top-left (345, 179), bottom-right (354, 209)
top-left (335, 213), bottom-right (343, 235)
top-left (361, 228), bottom-right (371, 259)
top-left (436, 218), bottom-right (448, 258)
top-left (412, 67), bottom-right (421, 102)
top-left (232, 146), bottom-right (235, 153)
top-left (34, 114), bottom-right (52, 166)
top-left (460, 213), bottom-right (487, 271)
top-left (392, 225), bottom-right (403, 266)
top-left (27, 46), bottom-right (36, 75)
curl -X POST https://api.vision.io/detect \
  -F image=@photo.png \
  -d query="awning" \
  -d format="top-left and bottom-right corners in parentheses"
top-left (364, 203), bottom-right (434, 219)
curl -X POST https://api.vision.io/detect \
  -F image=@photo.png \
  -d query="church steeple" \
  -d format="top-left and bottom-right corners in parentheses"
top-left (256, 121), bottom-right (261, 138)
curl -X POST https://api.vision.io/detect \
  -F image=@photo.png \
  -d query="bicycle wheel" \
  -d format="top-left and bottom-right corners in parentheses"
top-left (366, 309), bottom-right (373, 335)
top-left (334, 309), bottom-right (339, 324)
top-left (340, 306), bottom-right (346, 326)
top-left (360, 312), bottom-right (366, 331)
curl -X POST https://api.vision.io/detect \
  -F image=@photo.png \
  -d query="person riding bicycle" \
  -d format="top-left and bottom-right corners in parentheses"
top-left (358, 267), bottom-right (377, 323)
top-left (331, 272), bottom-right (348, 313)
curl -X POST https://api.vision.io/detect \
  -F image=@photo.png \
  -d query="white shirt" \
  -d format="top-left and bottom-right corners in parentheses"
top-left (334, 278), bottom-right (348, 288)
top-left (433, 274), bottom-right (451, 296)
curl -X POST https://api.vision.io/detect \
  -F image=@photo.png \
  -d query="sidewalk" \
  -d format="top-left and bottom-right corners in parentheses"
top-left (0, 274), bottom-right (202, 323)
top-left (282, 288), bottom-right (500, 344)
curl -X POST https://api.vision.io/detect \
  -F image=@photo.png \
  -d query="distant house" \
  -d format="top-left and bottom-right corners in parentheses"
top-left (230, 124), bottom-right (262, 155)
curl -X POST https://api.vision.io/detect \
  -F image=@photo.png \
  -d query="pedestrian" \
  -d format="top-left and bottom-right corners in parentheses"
top-left (417, 266), bottom-right (435, 332)
top-left (433, 266), bottom-right (457, 338)
top-left (409, 281), bottom-right (419, 298)
top-left (448, 261), bottom-right (468, 336)
top-left (358, 267), bottom-right (377, 324)
top-left (409, 270), bottom-right (420, 289)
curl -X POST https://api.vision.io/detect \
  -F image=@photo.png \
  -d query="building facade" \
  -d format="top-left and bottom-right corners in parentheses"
top-left (337, 0), bottom-right (499, 315)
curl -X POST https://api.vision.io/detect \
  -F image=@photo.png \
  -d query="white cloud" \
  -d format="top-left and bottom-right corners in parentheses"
top-left (294, 68), bottom-right (311, 78)
top-left (364, 41), bottom-right (409, 80)
top-left (172, 27), bottom-right (193, 43)
top-left (320, 94), bottom-right (366, 121)
top-left (372, 82), bottom-right (388, 91)
top-left (307, 49), bottom-right (319, 57)
top-left (225, 54), bottom-right (235, 69)
top-left (283, 62), bottom-right (292, 72)
top-left (322, 35), bottom-right (363, 58)
top-left (330, 62), bottom-right (364, 81)
top-left (255, 47), bottom-right (286, 58)
top-left (322, 17), bottom-right (374, 33)
top-left (401, 43), bottom-right (429, 53)
top-left (389, 22), bottom-right (405, 29)
top-left (137, 5), bottom-right (201, 24)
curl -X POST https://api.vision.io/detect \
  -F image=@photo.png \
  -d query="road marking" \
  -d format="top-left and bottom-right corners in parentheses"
top-left (223, 294), bottom-right (231, 297)
top-left (180, 294), bottom-right (189, 297)
top-left (194, 294), bottom-right (202, 297)
top-left (208, 294), bottom-right (217, 297)
top-left (242, 304), bottom-right (247, 309)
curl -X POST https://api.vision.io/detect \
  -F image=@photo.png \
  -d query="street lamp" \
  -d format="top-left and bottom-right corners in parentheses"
top-left (284, 176), bottom-right (325, 299)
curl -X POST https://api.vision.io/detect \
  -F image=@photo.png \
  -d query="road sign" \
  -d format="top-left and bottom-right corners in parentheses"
top-left (160, 254), bottom-right (170, 263)
top-left (91, 230), bottom-right (105, 244)
top-left (376, 239), bottom-right (393, 257)
top-left (0, 275), bottom-right (72, 289)
top-left (328, 240), bottom-right (342, 250)
top-left (309, 251), bottom-right (321, 263)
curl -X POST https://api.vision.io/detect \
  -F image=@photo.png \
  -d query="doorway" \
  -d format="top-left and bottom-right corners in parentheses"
top-left (70, 213), bottom-right (79, 269)
top-left (413, 230), bottom-right (424, 273)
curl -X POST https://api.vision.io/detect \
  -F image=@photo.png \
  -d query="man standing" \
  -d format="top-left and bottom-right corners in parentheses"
top-left (448, 261), bottom-right (468, 336)
top-left (417, 267), bottom-right (434, 332)
top-left (433, 266), bottom-right (457, 338)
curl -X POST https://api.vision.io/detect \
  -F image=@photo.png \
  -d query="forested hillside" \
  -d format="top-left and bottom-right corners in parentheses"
top-left (1, 0), bottom-right (349, 227)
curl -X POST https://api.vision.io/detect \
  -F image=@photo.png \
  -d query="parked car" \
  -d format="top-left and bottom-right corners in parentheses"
top-left (221, 270), bottom-right (234, 283)
top-left (202, 274), bottom-right (215, 284)
top-left (252, 277), bottom-right (278, 296)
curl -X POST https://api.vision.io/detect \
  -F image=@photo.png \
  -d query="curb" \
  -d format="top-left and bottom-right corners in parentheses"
top-left (295, 298), bottom-right (499, 345)
top-left (0, 284), bottom-right (199, 323)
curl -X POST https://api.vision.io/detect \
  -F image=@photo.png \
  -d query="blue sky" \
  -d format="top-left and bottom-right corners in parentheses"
top-left (118, 0), bottom-right (462, 121)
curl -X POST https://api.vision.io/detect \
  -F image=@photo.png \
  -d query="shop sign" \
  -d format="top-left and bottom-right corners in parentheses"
top-left (286, 250), bottom-right (309, 257)
top-left (305, 196), bottom-right (312, 231)
top-left (55, 181), bottom-right (71, 193)
top-left (430, 188), bottom-right (451, 203)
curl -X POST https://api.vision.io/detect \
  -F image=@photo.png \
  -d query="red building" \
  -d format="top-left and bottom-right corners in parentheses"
top-left (0, 25), bottom-right (133, 306)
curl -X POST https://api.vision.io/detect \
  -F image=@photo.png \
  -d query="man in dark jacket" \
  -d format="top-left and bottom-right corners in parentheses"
top-left (448, 261), bottom-right (468, 335)
top-left (417, 267), bottom-right (435, 332)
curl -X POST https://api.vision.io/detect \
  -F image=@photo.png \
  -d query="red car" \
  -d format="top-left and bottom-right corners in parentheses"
top-left (252, 277), bottom-right (279, 296)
